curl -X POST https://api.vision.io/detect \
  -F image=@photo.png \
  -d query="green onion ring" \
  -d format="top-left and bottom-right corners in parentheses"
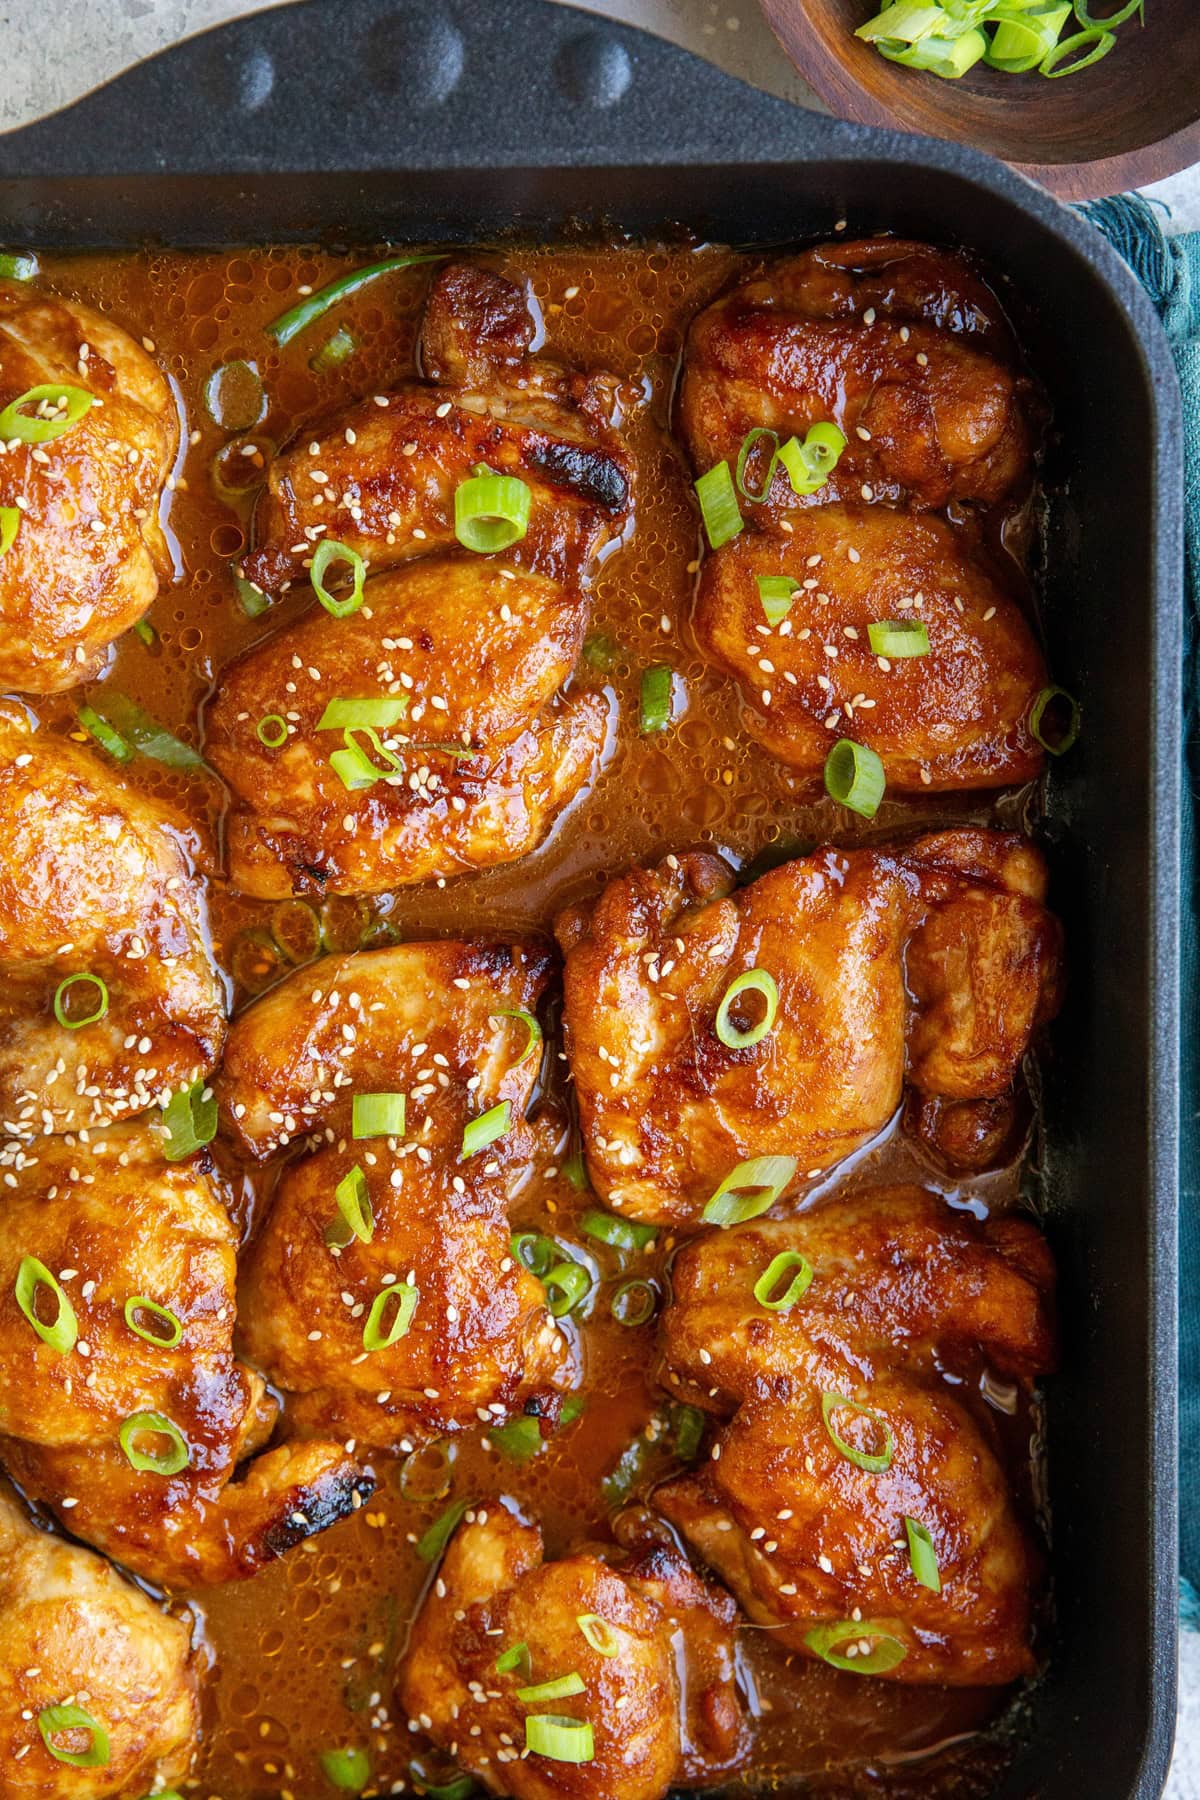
top-left (734, 426), bottom-right (780, 502)
top-left (524, 1715), bottom-right (594, 1764)
top-left (639, 664), bottom-right (674, 734)
top-left (317, 696), bottom-right (409, 731)
top-left (1040, 25), bottom-right (1116, 73)
top-left (495, 1641), bottom-right (532, 1676)
top-left (673, 1403), bottom-right (706, 1460)
top-left (416, 1496), bottom-right (474, 1564)
top-left (409, 1767), bottom-right (476, 1800)
top-left (511, 1231), bottom-right (558, 1278)
top-left (515, 1672), bottom-right (585, 1704)
top-left (160, 1080), bottom-right (218, 1162)
top-left (0, 252), bottom-right (38, 281)
top-left (311, 539), bottom-right (366, 617)
top-left (702, 1154), bottom-right (797, 1227)
top-left (398, 1439), bottom-right (455, 1503)
top-left (1029, 684), bottom-right (1081, 754)
top-left (804, 1620), bottom-right (907, 1675)
top-left (824, 738), bottom-right (886, 819)
top-left (543, 1260), bottom-right (592, 1319)
top-left (310, 326), bottom-right (358, 374)
top-left (15, 1257), bottom-right (78, 1354)
top-left (256, 713), bottom-right (288, 747)
top-left (203, 359), bottom-right (266, 433)
top-left (461, 1101), bottom-right (511, 1160)
top-left (118, 1410), bottom-right (190, 1475)
top-left (867, 619), bottom-right (930, 658)
top-left (757, 574), bottom-right (798, 627)
top-left (715, 967), bottom-right (779, 1049)
top-left (454, 469), bottom-right (532, 554)
top-left (821, 1390), bottom-right (895, 1473)
top-left (490, 1008), bottom-right (543, 1070)
top-left (576, 1613), bottom-right (620, 1657)
top-left (334, 1164), bottom-right (374, 1245)
top-left (37, 1705), bottom-right (110, 1768)
top-left (778, 421), bottom-right (847, 498)
top-left (0, 383), bottom-right (93, 444)
top-left (1073, 0), bottom-right (1141, 22)
top-left (362, 1281), bottom-right (418, 1351)
top-left (319, 1748), bottom-right (370, 1793)
top-left (694, 460), bottom-right (743, 549)
top-left (234, 567), bottom-right (272, 618)
top-left (78, 705), bottom-right (134, 763)
top-left (123, 1296), bottom-right (183, 1349)
top-left (52, 972), bottom-right (109, 1030)
top-left (352, 1092), bottom-right (406, 1140)
top-left (905, 1515), bottom-right (941, 1591)
top-left (610, 1277), bottom-right (658, 1327)
top-left (753, 1249), bottom-right (814, 1311)
top-left (0, 505), bottom-right (20, 560)
top-left (580, 1210), bottom-right (656, 1254)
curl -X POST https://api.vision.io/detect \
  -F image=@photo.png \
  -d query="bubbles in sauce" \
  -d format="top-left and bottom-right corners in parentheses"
top-left (32, 240), bottom-right (1046, 1798)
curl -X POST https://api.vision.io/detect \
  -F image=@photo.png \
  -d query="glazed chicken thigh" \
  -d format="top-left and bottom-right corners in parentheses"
top-left (217, 940), bottom-right (571, 1448)
top-left (398, 1501), bottom-right (747, 1800)
top-left (655, 1185), bottom-right (1056, 1685)
top-left (557, 830), bottom-right (1061, 1226)
top-left (0, 707), bottom-right (226, 1142)
top-left (0, 1127), bottom-right (369, 1589)
top-left (207, 261), bottom-right (632, 896)
top-left (0, 1486), bottom-right (197, 1800)
top-left (0, 280), bottom-right (177, 694)
top-left (679, 239), bottom-right (1047, 790)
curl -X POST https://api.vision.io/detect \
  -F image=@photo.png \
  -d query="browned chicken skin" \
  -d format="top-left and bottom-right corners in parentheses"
top-left (693, 508), bottom-right (1045, 789)
top-left (0, 1486), bottom-right (197, 1799)
top-left (557, 830), bottom-right (1061, 1225)
top-left (679, 239), bottom-right (1046, 790)
top-left (218, 941), bottom-right (571, 1448)
top-left (0, 707), bottom-right (226, 1142)
top-left (655, 1185), bottom-right (1056, 1685)
top-left (208, 261), bottom-right (633, 897)
top-left (0, 281), bottom-right (177, 694)
top-left (0, 1128), bottom-right (370, 1588)
top-left (398, 1500), bottom-right (748, 1800)
top-left (680, 239), bottom-right (1034, 516)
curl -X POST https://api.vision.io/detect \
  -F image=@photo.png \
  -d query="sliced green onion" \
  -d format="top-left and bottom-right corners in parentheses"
top-left (0, 251), bottom-right (38, 281)
top-left (753, 1249), bottom-right (814, 1311)
top-left (582, 630), bottom-right (620, 672)
top-left (702, 1155), bottom-right (797, 1227)
top-left (234, 568), bottom-right (272, 617)
top-left (352, 1092), bottom-right (406, 1140)
top-left (778, 422), bottom-right (848, 497)
top-left (804, 1621), bottom-right (907, 1674)
top-left (611, 1277), bottom-right (657, 1327)
top-left (311, 539), bottom-right (366, 617)
top-left (489, 1414), bottom-right (546, 1463)
top-left (512, 1231), bottom-right (559, 1278)
top-left (132, 618), bottom-right (155, 646)
top-left (0, 384), bottom-right (93, 444)
top-left (601, 1424), bottom-right (663, 1506)
top-left (462, 1100), bottom-right (511, 1159)
top-left (454, 470), bottom-right (532, 553)
top-left (824, 738), bottom-right (886, 820)
top-left (735, 427), bottom-right (780, 502)
top-left (311, 327), bottom-right (358, 374)
top-left (577, 1614), bottom-right (620, 1657)
top-left (1029, 684), bottom-right (1081, 754)
top-left (986, 4), bottom-right (1071, 69)
top-left (416, 1496), bottom-right (474, 1563)
top-left (516, 1672), bottom-right (585, 1704)
top-left (78, 704), bottom-right (133, 763)
top-left (80, 694), bottom-right (204, 771)
top-left (673, 1403), bottom-right (706, 1461)
top-left (118, 1409), bottom-right (190, 1476)
top-left (204, 359), bottom-right (266, 433)
top-left (905, 1515), bottom-right (941, 1591)
top-left (319, 1748), bottom-right (370, 1793)
top-left (543, 1260), bottom-right (592, 1319)
top-left (398, 1439), bottom-right (455, 1503)
top-left (581, 1210), bottom-right (656, 1254)
top-left (524, 1716), bottom-right (594, 1764)
top-left (563, 1149), bottom-right (589, 1191)
top-left (877, 26), bottom-right (988, 74)
top-left (15, 1257), bottom-right (77, 1354)
top-left (496, 1641), bottom-right (532, 1676)
top-left (123, 1296), bottom-right (183, 1349)
top-left (757, 574), bottom-right (798, 627)
top-left (715, 967), bottom-right (779, 1049)
top-left (363, 1281), bottom-right (417, 1352)
top-left (335, 1165), bottom-right (375, 1245)
top-left (160, 1080), bottom-right (218, 1162)
top-left (639, 664), bottom-right (674, 734)
top-left (1040, 24), bottom-right (1116, 72)
top-left (256, 714), bottom-right (288, 748)
top-left (1073, 0), bottom-right (1141, 23)
top-left (821, 1391), bottom-right (895, 1473)
top-left (37, 1705), bottom-right (110, 1769)
top-left (856, 0), bottom-right (955, 41)
top-left (409, 1772), bottom-right (475, 1800)
top-left (328, 725), bottom-right (400, 791)
top-left (271, 898), bottom-right (323, 964)
top-left (0, 506), bottom-right (21, 559)
top-left (317, 696), bottom-right (408, 731)
top-left (694, 460), bottom-right (743, 549)
top-left (867, 620), bottom-right (930, 658)
top-left (53, 972), bottom-right (108, 1029)
top-left (266, 253), bottom-right (444, 347)
top-left (490, 1008), bottom-right (542, 1069)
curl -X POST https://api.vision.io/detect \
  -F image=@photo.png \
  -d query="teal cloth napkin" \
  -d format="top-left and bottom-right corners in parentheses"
top-left (1080, 195), bottom-right (1200, 1621)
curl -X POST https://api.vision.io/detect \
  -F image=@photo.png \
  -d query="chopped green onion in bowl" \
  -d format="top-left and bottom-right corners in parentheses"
top-left (855, 0), bottom-right (1145, 81)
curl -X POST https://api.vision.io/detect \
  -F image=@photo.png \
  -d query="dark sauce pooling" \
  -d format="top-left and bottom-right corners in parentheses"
top-left (29, 240), bottom-right (1048, 1798)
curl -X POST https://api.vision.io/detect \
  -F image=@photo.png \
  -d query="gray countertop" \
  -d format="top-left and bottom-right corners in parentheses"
top-left (0, 0), bottom-right (1195, 1791)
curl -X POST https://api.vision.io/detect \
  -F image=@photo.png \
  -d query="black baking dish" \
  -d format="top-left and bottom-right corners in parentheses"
top-left (0, 1), bottom-right (1182, 1795)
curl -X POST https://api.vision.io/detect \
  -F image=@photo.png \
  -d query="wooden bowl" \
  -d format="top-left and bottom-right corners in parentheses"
top-left (759, 0), bottom-right (1200, 200)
